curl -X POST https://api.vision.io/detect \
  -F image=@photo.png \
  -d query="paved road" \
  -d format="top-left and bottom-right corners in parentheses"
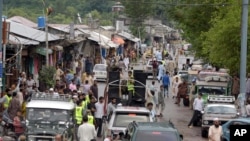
top-left (96, 62), bottom-right (207, 141)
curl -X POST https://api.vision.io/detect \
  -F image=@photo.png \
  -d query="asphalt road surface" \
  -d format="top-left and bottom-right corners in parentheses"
top-left (95, 62), bottom-right (207, 141)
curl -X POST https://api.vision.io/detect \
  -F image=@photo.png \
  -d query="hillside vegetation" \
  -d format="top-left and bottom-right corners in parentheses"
top-left (4, 0), bottom-right (114, 25)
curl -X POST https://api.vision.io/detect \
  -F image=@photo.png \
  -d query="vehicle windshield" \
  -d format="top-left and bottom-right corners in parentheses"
top-left (135, 131), bottom-right (178, 141)
top-left (113, 112), bottom-right (149, 127)
top-left (198, 86), bottom-right (226, 95)
top-left (94, 65), bottom-right (106, 71)
top-left (206, 106), bottom-right (237, 114)
top-left (188, 74), bottom-right (197, 83)
top-left (27, 108), bottom-right (69, 122)
top-left (178, 71), bottom-right (188, 75)
top-left (198, 72), bottom-right (229, 81)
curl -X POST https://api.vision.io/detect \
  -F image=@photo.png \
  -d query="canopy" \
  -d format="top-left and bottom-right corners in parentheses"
top-left (112, 36), bottom-right (125, 45)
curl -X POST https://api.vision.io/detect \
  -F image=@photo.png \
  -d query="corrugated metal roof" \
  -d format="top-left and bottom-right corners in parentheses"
top-left (8, 20), bottom-right (60, 42)
top-left (78, 29), bottom-right (118, 48)
top-left (9, 34), bottom-right (40, 45)
top-left (49, 24), bottom-right (89, 33)
top-left (8, 16), bottom-right (37, 28)
top-left (100, 26), bottom-right (115, 31)
top-left (117, 31), bottom-right (140, 42)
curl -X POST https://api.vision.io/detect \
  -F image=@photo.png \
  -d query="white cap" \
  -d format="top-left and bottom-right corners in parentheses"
top-left (213, 118), bottom-right (219, 121)
top-left (49, 88), bottom-right (54, 91)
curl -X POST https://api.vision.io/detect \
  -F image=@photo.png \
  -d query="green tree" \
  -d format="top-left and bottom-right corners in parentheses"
top-left (166, 0), bottom-right (224, 58)
top-left (38, 66), bottom-right (56, 89)
top-left (8, 8), bottom-right (29, 18)
top-left (122, 0), bottom-right (155, 37)
top-left (200, 0), bottom-right (250, 73)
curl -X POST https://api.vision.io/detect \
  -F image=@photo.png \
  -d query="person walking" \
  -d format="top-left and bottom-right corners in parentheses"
top-left (156, 85), bottom-right (165, 117)
top-left (232, 74), bottom-right (240, 99)
top-left (75, 101), bottom-right (84, 127)
top-left (152, 58), bottom-right (158, 80)
top-left (124, 55), bottom-right (130, 71)
top-left (8, 92), bottom-right (21, 120)
top-left (208, 118), bottom-right (223, 141)
top-left (176, 80), bottom-right (188, 106)
top-left (246, 73), bottom-right (250, 99)
top-left (189, 79), bottom-right (197, 109)
top-left (77, 116), bottom-right (97, 141)
top-left (162, 71), bottom-right (170, 97)
top-left (107, 97), bottom-right (117, 118)
top-left (94, 96), bottom-right (104, 137)
top-left (246, 100), bottom-right (250, 117)
top-left (188, 93), bottom-right (204, 128)
top-left (89, 80), bottom-right (98, 100)
top-left (172, 77), bottom-right (180, 100)
top-left (0, 88), bottom-right (12, 110)
top-left (13, 110), bottom-right (25, 138)
top-left (157, 62), bottom-right (165, 82)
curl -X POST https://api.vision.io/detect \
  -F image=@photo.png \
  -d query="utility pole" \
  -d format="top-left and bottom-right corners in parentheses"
top-left (45, 15), bottom-right (49, 66)
top-left (0, 0), bottom-right (3, 93)
top-left (240, 0), bottom-right (248, 117)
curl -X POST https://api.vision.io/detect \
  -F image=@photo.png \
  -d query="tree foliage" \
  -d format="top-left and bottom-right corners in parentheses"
top-left (121, 0), bottom-right (155, 37)
top-left (200, 0), bottom-right (250, 73)
top-left (38, 66), bottom-right (56, 89)
top-left (4, 0), bottom-right (114, 25)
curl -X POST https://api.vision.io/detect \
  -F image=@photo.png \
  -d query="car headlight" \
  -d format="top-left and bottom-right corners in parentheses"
top-left (203, 120), bottom-right (209, 125)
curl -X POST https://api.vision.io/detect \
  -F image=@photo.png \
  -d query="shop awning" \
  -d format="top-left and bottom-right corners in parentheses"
top-left (112, 36), bottom-right (125, 45)
top-left (77, 29), bottom-right (119, 48)
top-left (117, 31), bottom-right (140, 43)
top-left (34, 47), bottom-right (53, 56)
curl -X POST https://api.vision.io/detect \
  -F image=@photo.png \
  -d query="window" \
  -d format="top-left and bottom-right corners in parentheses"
top-left (94, 65), bottom-right (106, 71)
top-left (198, 86), bottom-right (226, 95)
top-left (27, 108), bottom-right (69, 122)
top-left (134, 131), bottom-right (178, 141)
top-left (206, 106), bottom-right (236, 114)
top-left (113, 112), bottom-right (149, 127)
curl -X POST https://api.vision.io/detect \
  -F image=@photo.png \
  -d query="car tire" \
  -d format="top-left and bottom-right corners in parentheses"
top-left (201, 129), bottom-right (208, 138)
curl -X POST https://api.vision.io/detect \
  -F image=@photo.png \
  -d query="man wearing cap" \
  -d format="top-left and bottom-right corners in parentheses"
top-left (208, 118), bottom-right (223, 141)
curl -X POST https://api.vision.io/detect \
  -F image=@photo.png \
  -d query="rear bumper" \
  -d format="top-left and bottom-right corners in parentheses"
top-left (95, 75), bottom-right (107, 80)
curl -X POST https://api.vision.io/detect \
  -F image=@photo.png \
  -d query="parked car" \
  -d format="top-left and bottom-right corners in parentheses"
top-left (201, 95), bottom-right (238, 138)
top-left (221, 118), bottom-right (250, 141)
top-left (124, 121), bottom-right (183, 141)
top-left (93, 64), bottom-right (107, 81)
top-left (103, 106), bottom-right (154, 139)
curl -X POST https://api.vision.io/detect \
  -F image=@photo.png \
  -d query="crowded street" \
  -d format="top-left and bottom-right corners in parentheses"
top-left (1, 1), bottom-right (250, 141)
top-left (96, 71), bottom-right (207, 141)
